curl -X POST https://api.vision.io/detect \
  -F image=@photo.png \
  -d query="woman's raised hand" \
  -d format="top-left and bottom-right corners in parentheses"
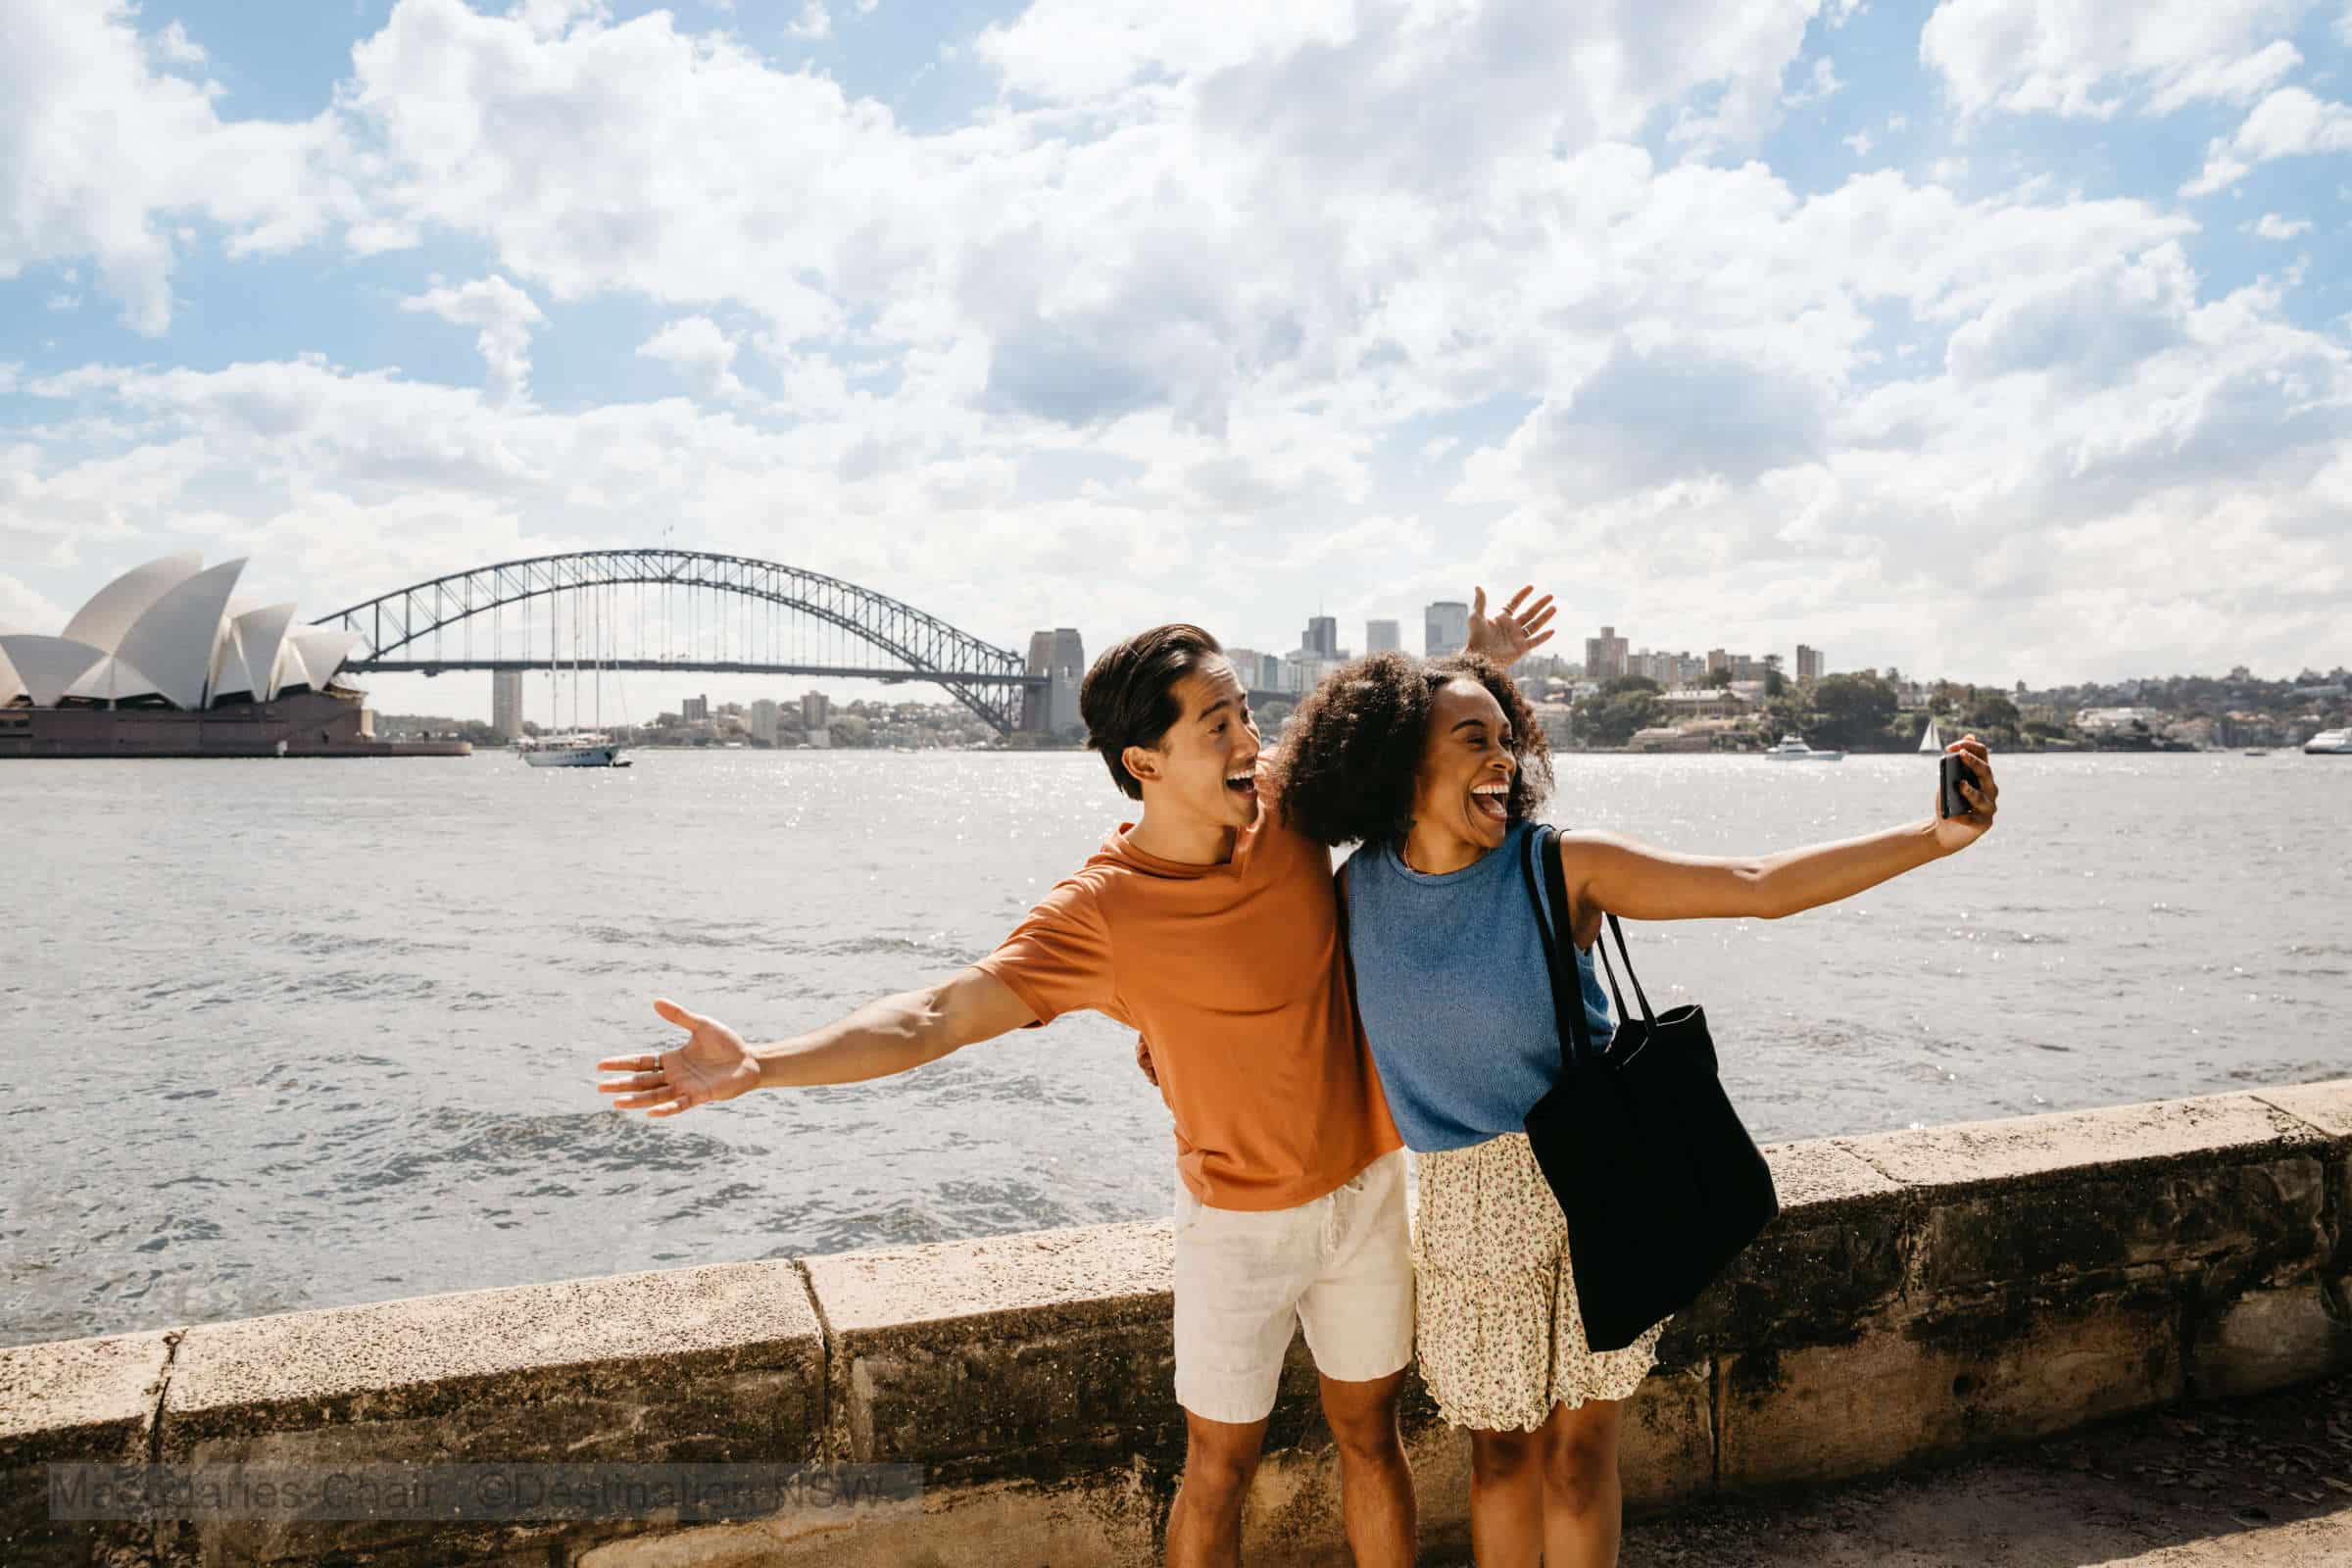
top-left (1466, 584), bottom-right (1557, 666)
top-left (1934, 735), bottom-right (2001, 854)
top-left (596, 999), bottom-right (761, 1117)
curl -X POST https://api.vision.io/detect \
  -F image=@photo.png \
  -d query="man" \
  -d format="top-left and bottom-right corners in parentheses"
top-left (597, 587), bottom-right (1556, 1567)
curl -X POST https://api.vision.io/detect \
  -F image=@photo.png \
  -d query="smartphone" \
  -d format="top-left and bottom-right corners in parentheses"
top-left (1938, 753), bottom-right (1980, 818)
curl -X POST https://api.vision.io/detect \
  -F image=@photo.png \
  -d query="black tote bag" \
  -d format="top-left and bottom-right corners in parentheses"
top-left (1517, 825), bottom-right (1780, 1353)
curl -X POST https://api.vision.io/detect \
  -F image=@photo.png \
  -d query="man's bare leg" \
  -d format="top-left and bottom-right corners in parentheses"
top-left (1166, 1408), bottom-right (1268, 1568)
top-left (1318, 1368), bottom-right (1416, 1566)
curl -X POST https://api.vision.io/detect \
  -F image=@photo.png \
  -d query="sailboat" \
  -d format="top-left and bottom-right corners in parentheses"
top-left (520, 587), bottom-right (629, 768)
top-left (1919, 716), bottom-right (1945, 754)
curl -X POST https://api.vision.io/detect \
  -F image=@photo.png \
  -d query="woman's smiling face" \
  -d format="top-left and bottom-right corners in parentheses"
top-left (1410, 676), bottom-right (1518, 857)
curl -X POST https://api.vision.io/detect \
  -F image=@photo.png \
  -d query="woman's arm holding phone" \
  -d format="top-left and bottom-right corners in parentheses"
top-left (1559, 736), bottom-right (1999, 933)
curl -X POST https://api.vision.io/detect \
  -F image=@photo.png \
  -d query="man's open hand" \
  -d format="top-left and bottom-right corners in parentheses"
top-left (597, 1000), bottom-right (761, 1117)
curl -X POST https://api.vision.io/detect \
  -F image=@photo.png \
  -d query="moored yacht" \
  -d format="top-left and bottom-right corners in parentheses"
top-left (1765, 733), bottom-right (1845, 761)
top-left (2305, 727), bottom-right (2352, 756)
top-left (518, 732), bottom-right (629, 767)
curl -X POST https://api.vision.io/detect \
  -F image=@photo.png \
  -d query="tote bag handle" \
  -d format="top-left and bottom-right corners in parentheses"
top-left (1518, 824), bottom-right (1661, 1058)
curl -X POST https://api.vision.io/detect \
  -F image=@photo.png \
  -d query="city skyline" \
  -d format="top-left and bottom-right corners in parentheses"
top-left (4, 2), bottom-right (2347, 725)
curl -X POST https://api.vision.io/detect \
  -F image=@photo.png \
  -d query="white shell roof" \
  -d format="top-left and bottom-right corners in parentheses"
top-left (0, 636), bottom-right (110, 708)
top-left (64, 653), bottom-right (165, 703)
top-left (59, 552), bottom-right (206, 655)
top-left (25, 558), bottom-right (365, 710)
top-left (114, 559), bottom-right (248, 713)
top-left (273, 643), bottom-right (314, 694)
top-left (288, 626), bottom-right (358, 691)
top-left (231, 603), bottom-right (301, 702)
top-left (0, 637), bottom-right (23, 706)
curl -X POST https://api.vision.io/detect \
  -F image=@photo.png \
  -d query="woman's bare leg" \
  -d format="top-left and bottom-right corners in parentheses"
top-left (1538, 1396), bottom-right (1624, 1567)
top-left (1466, 1425), bottom-right (1544, 1567)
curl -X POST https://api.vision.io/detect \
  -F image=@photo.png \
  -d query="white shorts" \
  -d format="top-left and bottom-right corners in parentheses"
top-left (1171, 1149), bottom-right (1415, 1425)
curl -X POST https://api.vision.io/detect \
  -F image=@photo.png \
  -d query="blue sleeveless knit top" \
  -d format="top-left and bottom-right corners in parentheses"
top-left (1344, 820), bottom-right (1616, 1153)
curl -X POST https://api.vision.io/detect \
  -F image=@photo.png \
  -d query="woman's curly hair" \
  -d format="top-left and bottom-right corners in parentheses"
top-left (1274, 652), bottom-right (1552, 848)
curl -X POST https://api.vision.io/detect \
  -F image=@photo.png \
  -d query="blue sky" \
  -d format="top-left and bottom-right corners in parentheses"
top-left (4, 0), bottom-right (2348, 718)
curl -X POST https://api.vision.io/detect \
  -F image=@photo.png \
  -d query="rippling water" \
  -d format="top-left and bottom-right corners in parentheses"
top-left (4, 749), bottom-right (2347, 1348)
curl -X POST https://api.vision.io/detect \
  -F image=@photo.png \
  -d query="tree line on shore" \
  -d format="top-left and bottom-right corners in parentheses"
top-left (1568, 663), bottom-right (2350, 753)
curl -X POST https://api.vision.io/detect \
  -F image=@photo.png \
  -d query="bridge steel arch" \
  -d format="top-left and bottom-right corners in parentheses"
top-left (318, 550), bottom-right (1041, 734)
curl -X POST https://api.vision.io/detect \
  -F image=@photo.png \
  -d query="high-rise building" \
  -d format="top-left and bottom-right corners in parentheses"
top-left (1366, 619), bottom-right (1401, 655)
top-left (1585, 626), bottom-right (1630, 682)
top-left (1225, 648), bottom-right (1268, 691)
top-left (682, 694), bottom-right (710, 722)
top-left (1285, 651), bottom-right (1346, 695)
top-left (1302, 615), bottom-right (1340, 660)
top-left (1425, 601), bottom-right (1470, 657)
top-left (491, 669), bottom-right (524, 740)
top-left (800, 690), bottom-right (830, 729)
top-left (1023, 627), bottom-right (1086, 735)
top-left (1796, 645), bottom-right (1825, 683)
top-left (750, 699), bottom-right (780, 744)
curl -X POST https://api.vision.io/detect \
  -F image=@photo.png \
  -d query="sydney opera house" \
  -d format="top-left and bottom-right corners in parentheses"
top-left (0, 553), bottom-right (467, 759)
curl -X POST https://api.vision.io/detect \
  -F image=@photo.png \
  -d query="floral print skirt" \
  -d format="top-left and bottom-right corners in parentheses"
top-left (1411, 1131), bottom-right (1664, 1433)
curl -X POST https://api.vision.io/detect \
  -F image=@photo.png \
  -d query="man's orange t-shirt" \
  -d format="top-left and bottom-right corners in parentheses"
top-left (974, 794), bottom-right (1401, 1212)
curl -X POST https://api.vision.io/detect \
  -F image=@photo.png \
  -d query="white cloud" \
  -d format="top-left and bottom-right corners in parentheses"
top-left (45, 292), bottom-right (79, 311)
top-left (1784, 57), bottom-right (1843, 109)
top-left (2183, 86), bottom-right (2352, 194)
top-left (4, 0), bottom-right (2349, 686)
top-left (1923, 0), bottom-right (2320, 120)
top-left (399, 275), bottom-right (548, 404)
top-left (787, 1), bottom-right (830, 40)
top-left (0, 1), bottom-right (345, 333)
top-left (637, 317), bottom-right (754, 404)
top-left (147, 20), bottom-right (206, 67)
top-left (2247, 213), bottom-right (2314, 238)
top-left (2146, 39), bottom-right (2303, 114)
top-left (0, 570), bottom-right (70, 629)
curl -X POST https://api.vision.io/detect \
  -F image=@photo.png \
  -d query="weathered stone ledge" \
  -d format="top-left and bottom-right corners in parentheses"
top-left (6, 1081), bottom-right (2349, 1566)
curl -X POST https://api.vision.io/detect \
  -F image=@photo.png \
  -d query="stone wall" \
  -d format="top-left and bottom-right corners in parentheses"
top-left (7, 1081), bottom-right (2349, 1567)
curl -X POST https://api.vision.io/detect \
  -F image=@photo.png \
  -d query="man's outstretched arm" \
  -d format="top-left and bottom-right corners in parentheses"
top-left (597, 966), bottom-right (1038, 1117)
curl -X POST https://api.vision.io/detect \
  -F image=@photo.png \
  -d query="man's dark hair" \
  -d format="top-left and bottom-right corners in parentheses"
top-left (1273, 652), bottom-right (1551, 847)
top-left (1080, 623), bottom-right (1226, 800)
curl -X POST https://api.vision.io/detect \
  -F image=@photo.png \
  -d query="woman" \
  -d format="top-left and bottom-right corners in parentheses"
top-left (1277, 653), bottom-right (1998, 1566)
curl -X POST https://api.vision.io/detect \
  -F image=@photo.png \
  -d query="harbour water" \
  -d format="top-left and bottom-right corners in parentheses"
top-left (3, 749), bottom-right (2346, 1348)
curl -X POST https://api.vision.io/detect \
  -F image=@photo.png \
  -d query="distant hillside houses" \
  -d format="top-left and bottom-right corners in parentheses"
top-left (2074, 707), bottom-right (2167, 733)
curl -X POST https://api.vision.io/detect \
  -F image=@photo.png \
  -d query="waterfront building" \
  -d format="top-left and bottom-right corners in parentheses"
top-left (1796, 644), bottom-right (1825, 683)
top-left (750, 699), bottom-right (780, 745)
top-left (0, 551), bottom-right (462, 759)
top-left (1366, 619), bottom-right (1401, 655)
top-left (1302, 615), bottom-right (1341, 660)
top-left (1585, 626), bottom-right (1630, 682)
top-left (1023, 627), bottom-right (1086, 734)
top-left (1659, 687), bottom-right (1752, 722)
top-left (682, 694), bottom-right (710, 722)
top-left (801, 690), bottom-right (832, 729)
top-left (1531, 702), bottom-right (1576, 749)
top-left (491, 670), bottom-right (524, 740)
top-left (1426, 601), bottom-right (1470, 657)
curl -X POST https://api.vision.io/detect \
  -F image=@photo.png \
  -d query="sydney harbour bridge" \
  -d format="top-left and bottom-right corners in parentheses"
top-left (318, 550), bottom-right (1081, 737)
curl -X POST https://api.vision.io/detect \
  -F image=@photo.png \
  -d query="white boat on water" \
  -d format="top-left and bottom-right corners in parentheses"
top-left (2306, 727), bottom-right (2352, 756)
top-left (1919, 716), bottom-right (1945, 753)
top-left (519, 732), bottom-right (630, 768)
top-left (1765, 732), bottom-right (1845, 761)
